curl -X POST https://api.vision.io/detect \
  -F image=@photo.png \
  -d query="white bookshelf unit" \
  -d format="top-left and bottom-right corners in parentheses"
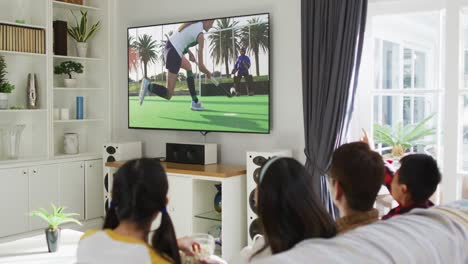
top-left (0, 0), bottom-right (110, 163)
top-left (0, 0), bottom-right (110, 238)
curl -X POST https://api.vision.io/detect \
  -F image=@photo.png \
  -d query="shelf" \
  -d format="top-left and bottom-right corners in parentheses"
top-left (0, 109), bottom-right (47, 113)
top-left (54, 152), bottom-right (101, 160)
top-left (0, 156), bottom-right (48, 167)
top-left (52, 1), bottom-right (102, 12)
top-left (0, 21), bottom-right (46, 30)
top-left (0, 50), bottom-right (46, 57)
top-left (53, 55), bottom-right (102, 62)
top-left (194, 211), bottom-right (222, 222)
top-left (54, 87), bottom-right (104, 91)
top-left (54, 119), bottom-right (104, 124)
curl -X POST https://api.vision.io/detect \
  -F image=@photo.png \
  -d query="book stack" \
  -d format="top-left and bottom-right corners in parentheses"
top-left (0, 24), bottom-right (46, 54)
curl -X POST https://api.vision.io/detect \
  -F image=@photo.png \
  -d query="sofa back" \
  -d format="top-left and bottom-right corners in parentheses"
top-left (253, 202), bottom-right (468, 264)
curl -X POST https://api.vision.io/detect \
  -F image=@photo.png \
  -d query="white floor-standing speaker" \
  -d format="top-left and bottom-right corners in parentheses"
top-left (103, 142), bottom-right (142, 213)
top-left (246, 150), bottom-right (292, 245)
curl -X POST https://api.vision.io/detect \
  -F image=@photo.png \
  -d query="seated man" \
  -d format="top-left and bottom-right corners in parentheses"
top-left (232, 47), bottom-right (254, 96)
top-left (328, 142), bottom-right (385, 233)
top-left (382, 153), bottom-right (441, 220)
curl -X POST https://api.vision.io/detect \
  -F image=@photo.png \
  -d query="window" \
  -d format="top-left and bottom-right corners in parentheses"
top-left (352, 2), bottom-right (467, 201)
top-left (372, 35), bottom-right (440, 157)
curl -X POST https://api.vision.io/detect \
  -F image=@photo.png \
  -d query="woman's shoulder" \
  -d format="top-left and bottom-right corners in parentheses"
top-left (231, 235), bottom-right (271, 263)
top-left (78, 229), bottom-right (170, 263)
top-left (80, 229), bottom-right (100, 241)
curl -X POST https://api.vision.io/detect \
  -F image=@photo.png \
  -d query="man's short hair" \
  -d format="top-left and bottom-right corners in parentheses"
top-left (330, 142), bottom-right (385, 211)
top-left (398, 154), bottom-right (441, 204)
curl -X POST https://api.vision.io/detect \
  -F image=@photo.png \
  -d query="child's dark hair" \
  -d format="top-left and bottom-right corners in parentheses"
top-left (253, 157), bottom-right (337, 257)
top-left (103, 158), bottom-right (181, 264)
top-left (398, 154), bottom-right (441, 203)
top-left (330, 142), bottom-right (385, 211)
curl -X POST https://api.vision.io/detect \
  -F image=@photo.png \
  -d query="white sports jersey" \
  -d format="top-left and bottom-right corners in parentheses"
top-left (76, 229), bottom-right (170, 264)
top-left (169, 22), bottom-right (204, 56)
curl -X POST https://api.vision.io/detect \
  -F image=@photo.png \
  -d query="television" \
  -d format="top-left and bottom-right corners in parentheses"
top-left (128, 13), bottom-right (270, 133)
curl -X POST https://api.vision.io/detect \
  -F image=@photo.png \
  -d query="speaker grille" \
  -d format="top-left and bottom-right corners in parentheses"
top-left (106, 146), bottom-right (116, 154)
top-left (166, 143), bottom-right (205, 164)
top-left (253, 156), bottom-right (267, 166)
top-left (249, 189), bottom-right (257, 213)
top-left (104, 173), bottom-right (108, 192)
top-left (249, 218), bottom-right (262, 239)
top-left (107, 156), bottom-right (116, 162)
top-left (253, 167), bottom-right (261, 184)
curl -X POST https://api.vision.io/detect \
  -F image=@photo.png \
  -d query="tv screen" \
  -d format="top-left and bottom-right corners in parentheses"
top-left (128, 13), bottom-right (270, 133)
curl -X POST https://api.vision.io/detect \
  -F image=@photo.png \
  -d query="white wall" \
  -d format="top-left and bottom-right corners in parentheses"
top-left (111, 0), bottom-right (304, 164)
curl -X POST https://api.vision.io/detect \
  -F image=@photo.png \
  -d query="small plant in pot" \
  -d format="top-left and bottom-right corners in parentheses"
top-left (0, 55), bottom-right (15, 109)
top-left (373, 113), bottom-right (436, 159)
top-left (68, 10), bottom-right (100, 57)
top-left (31, 204), bottom-right (81, 253)
top-left (54, 61), bottom-right (83, 88)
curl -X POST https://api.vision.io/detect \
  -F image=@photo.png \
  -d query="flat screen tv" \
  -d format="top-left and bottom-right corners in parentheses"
top-left (128, 13), bottom-right (270, 133)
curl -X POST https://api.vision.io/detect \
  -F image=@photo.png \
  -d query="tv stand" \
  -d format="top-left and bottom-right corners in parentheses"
top-left (105, 161), bottom-right (246, 260)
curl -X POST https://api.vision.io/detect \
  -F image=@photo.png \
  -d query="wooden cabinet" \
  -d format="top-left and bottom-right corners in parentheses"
top-left (59, 161), bottom-right (85, 221)
top-left (0, 168), bottom-right (29, 237)
top-left (85, 159), bottom-right (104, 220)
top-left (29, 165), bottom-right (60, 230)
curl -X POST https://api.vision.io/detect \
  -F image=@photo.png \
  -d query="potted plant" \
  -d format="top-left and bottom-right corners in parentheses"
top-left (67, 10), bottom-right (100, 57)
top-left (54, 61), bottom-right (83, 88)
top-left (31, 204), bottom-right (81, 253)
top-left (373, 114), bottom-right (436, 158)
top-left (0, 55), bottom-right (15, 109)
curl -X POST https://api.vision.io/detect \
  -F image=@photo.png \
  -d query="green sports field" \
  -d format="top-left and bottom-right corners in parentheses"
top-left (129, 95), bottom-right (269, 133)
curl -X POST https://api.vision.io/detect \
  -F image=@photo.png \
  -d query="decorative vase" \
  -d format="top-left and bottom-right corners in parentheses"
top-left (1, 124), bottom-right (25, 159)
top-left (0, 93), bottom-right (7, 109)
top-left (64, 133), bottom-right (79, 154)
top-left (76, 42), bottom-right (88, 57)
top-left (45, 228), bottom-right (61, 253)
top-left (27, 73), bottom-right (38, 109)
top-left (64, 78), bottom-right (77, 88)
top-left (214, 184), bottom-right (222, 213)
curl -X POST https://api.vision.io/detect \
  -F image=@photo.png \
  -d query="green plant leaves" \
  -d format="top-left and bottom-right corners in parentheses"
top-left (0, 55), bottom-right (15, 93)
top-left (373, 113), bottom-right (436, 152)
top-left (54, 61), bottom-right (84, 79)
top-left (31, 204), bottom-right (82, 229)
top-left (67, 10), bottom-right (100, 43)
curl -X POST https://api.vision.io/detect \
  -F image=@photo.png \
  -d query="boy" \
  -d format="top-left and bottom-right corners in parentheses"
top-left (328, 142), bottom-right (385, 233)
top-left (382, 154), bottom-right (441, 220)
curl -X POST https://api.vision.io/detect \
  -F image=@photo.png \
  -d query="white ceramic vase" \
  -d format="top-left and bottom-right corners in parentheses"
top-left (76, 42), bottom-right (88, 57)
top-left (64, 79), bottom-right (77, 88)
top-left (0, 93), bottom-right (8, 109)
top-left (64, 133), bottom-right (79, 154)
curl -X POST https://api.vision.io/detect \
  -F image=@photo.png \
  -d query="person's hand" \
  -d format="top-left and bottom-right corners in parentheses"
top-left (177, 237), bottom-right (199, 257)
top-left (189, 52), bottom-right (196, 63)
top-left (361, 128), bottom-right (369, 144)
top-left (206, 72), bottom-right (212, 80)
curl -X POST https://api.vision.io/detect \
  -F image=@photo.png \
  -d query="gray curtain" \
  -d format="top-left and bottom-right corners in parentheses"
top-left (301, 0), bottom-right (368, 217)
